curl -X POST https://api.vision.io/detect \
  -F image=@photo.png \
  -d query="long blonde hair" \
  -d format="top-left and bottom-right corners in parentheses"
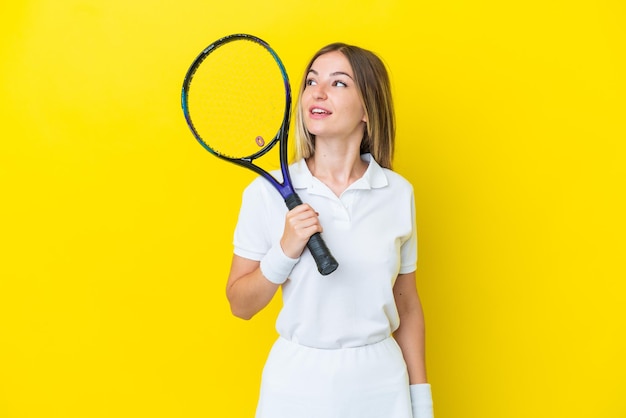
top-left (294, 43), bottom-right (396, 169)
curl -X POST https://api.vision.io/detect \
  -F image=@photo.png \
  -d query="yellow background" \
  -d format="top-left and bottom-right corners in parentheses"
top-left (1, 1), bottom-right (624, 417)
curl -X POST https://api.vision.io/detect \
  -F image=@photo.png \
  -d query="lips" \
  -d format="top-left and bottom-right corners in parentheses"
top-left (309, 106), bottom-right (332, 118)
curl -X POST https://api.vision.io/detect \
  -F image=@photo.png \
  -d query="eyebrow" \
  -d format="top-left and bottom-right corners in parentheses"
top-left (308, 69), bottom-right (355, 80)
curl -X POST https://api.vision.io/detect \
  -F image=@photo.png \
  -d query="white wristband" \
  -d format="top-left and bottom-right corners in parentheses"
top-left (410, 383), bottom-right (433, 418)
top-left (260, 244), bottom-right (299, 284)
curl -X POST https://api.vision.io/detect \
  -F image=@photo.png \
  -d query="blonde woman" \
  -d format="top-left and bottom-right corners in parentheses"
top-left (226, 42), bottom-right (434, 418)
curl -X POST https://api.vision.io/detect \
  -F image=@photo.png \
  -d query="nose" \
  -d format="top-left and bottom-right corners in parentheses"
top-left (311, 84), bottom-right (327, 100)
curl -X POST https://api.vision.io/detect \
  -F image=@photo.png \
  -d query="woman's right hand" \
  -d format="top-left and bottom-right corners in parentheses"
top-left (280, 203), bottom-right (323, 259)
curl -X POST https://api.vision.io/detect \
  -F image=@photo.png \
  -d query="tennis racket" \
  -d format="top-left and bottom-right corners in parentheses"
top-left (181, 33), bottom-right (338, 276)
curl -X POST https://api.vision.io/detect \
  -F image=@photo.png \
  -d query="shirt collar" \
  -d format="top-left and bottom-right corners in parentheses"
top-left (291, 153), bottom-right (389, 191)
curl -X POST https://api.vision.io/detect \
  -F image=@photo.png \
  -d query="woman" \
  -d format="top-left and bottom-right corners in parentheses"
top-left (226, 42), bottom-right (434, 418)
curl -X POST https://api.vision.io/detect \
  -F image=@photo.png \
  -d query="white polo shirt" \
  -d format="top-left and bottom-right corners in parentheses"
top-left (233, 154), bottom-right (417, 349)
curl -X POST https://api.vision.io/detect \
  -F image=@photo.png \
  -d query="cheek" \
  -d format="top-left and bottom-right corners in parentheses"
top-left (345, 103), bottom-right (367, 123)
top-left (346, 95), bottom-right (366, 122)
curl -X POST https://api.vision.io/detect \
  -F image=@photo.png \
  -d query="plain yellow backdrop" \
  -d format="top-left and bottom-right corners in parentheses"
top-left (1, 1), bottom-right (624, 417)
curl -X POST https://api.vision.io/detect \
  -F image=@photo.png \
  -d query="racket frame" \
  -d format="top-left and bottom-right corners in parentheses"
top-left (181, 33), bottom-right (338, 275)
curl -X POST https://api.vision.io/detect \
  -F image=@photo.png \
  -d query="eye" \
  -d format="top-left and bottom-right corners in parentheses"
top-left (333, 80), bottom-right (348, 87)
top-left (306, 78), bottom-right (317, 86)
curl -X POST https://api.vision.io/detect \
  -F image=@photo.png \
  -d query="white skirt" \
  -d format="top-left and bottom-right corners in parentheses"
top-left (255, 337), bottom-right (413, 418)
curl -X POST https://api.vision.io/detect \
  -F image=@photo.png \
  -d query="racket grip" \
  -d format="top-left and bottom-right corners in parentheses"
top-left (285, 193), bottom-right (339, 276)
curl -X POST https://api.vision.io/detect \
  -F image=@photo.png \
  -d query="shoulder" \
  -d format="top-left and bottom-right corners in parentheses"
top-left (382, 167), bottom-right (414, 192)
top-left (364, 153), bottom-right (414, 194)
top-left (242, 173), bottom-right (275, 196)
top-left (377, 165), bottom-right (415, 198)
top-left (239, 176), bottom-right (283, 213)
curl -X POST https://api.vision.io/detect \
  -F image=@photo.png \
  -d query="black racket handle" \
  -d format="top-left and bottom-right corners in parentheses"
top-left (285, 193), bottom-right (339, 276)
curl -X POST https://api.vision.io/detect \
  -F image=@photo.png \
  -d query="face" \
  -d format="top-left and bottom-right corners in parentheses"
top-left (301, 51), bottom-right (367, 143)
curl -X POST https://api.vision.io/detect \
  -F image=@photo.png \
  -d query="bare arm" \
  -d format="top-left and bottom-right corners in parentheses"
top-left (226, 255), bottom-right (280, 320)
top-left (226, 204), bottom-right (322, 320)
top-left (393, 271), bottom-right (428, 384)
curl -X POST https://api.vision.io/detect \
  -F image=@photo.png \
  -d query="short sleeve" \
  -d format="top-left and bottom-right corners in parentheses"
top-left (232, 178), bottom-right (285, 261)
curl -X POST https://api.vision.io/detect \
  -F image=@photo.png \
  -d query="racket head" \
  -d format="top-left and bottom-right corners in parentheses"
top-left (182, 34), bottom-right (291, 161)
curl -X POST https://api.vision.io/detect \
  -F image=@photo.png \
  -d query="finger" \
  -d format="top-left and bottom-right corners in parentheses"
top-left (287, 207), bottom-right (319, 223)
top-left (288, 203), bottom-right (317, 215)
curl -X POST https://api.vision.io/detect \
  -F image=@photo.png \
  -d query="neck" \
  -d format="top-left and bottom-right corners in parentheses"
top-left (306, 143), bottom-right (368, 196)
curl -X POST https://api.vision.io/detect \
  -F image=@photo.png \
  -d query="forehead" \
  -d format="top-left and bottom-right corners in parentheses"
top-left (309, 51), bottom-right (353, 76)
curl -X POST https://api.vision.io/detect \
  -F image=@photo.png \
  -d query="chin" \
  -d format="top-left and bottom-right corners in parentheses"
top-left (304, 123), bottom-right (323, 137)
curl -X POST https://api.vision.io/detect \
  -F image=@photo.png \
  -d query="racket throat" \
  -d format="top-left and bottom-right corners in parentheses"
top-left (284, 193), bottom-right (303, 210)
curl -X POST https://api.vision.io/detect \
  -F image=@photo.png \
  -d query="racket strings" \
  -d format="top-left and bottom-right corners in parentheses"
top-left (186, 40), bottom-right (286, 159)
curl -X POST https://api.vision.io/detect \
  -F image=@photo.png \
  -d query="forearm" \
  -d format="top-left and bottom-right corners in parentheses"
top-left (226, 268), bottom-right (279, 320)
top-left (393, 273), bottom-right (433, 416)
top-left (393, 272), bottom-right (428, 384)
top-left (226, 255), bottom-right (281, 320)
top-left (394, 309), bottom-right (427, 384)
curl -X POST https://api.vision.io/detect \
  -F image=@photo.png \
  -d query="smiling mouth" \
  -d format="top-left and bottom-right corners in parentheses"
top-left (310, 108), bottom-right (331, 115)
